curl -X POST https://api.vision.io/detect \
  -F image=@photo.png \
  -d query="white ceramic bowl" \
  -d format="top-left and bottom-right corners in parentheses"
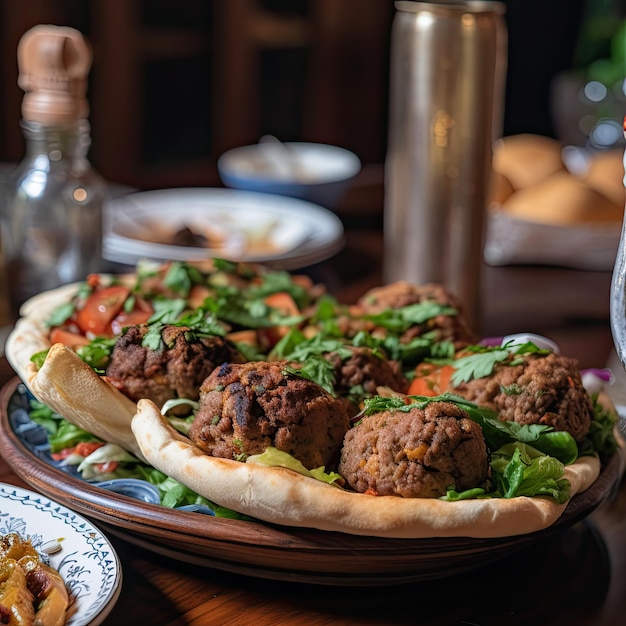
top-left (217, 141), bottom-right (361, 209)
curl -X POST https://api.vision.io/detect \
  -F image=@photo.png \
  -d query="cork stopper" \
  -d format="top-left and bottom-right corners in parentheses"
top-left (17, 24), bottom-right (92, 124)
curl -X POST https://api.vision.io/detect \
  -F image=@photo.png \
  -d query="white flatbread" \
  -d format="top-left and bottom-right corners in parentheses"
top-left (131, 398), bottom-right (600, 539)
top-left (31, 343), bottom-right (145, 462)
top-left (5, 282), bottom-right (81, 388)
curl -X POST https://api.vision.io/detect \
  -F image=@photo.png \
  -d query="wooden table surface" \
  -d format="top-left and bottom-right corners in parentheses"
top-left (1, 228), bottom-right (625, 625)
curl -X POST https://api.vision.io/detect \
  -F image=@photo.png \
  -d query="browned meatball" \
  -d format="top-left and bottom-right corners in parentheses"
top-left (327, 347), bottom-right (408, 396)
top-left (353, 281), bottom-right (476, 348)
top-left (105, 324), bottom-right (245, 412)
top-left (190, 360), bottom-right (351, 469)
top-left (452, 352), bottom-right (593, 442)
top-left (339, 401), bottom-right (489, 498)
top-left (321, 346), bottom-right (408, 416)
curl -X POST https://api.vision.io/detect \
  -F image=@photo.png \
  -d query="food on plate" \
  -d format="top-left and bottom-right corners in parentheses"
top-left (0, 533), bottom-right (69, 626)
top-left (190, 360), bottom-right (350, 470)
top-left (499, 171), bottom-right (622, 226)
top-left (350, 280), bottom-right (477, 349)
top-left (4, 259), bottom-right (619, 538)
top-left (489, 134), bottom-right (623, 228)
top-left (315, 345), bottom-right (409, 416)
top-left (338, 400), bottom-right (489, 498)
top-left (492, 134), bottom-right (566, 190)
top-left (105, 323), bottom-right (246, 414)
top-left (412, 349), bottom-right (593, 443)
top-left (582, 148), bottom-right (626, 207)
top-left (129, 396), bottom-right (602, 537)
top-left (489, 170), bottom-right (515, 206)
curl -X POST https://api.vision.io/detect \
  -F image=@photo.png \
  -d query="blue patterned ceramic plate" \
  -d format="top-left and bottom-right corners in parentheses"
top-left (0, 482), bottom-right (122, 625)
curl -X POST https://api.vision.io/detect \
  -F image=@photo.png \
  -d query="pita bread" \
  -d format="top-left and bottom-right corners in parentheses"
top-left (3, 280), bottom-right (606, 538)
top-left (30, 343), bottom-right (145, 462)
top-left (131, 398), bottom-right (600, 538)
top-left (5, 282), bottom-right (82, 388)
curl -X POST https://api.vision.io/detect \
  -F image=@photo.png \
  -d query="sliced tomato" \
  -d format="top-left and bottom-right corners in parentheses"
top-left (257, 292), bottom-right (303, 349)
top-left (75, 285), bottom-right (131, 336)
top-left (50, 440), bottom-right (103, 461)
top-left (74, 441), bottom-right (105, 457)
top-left (188, 285), bottom-right (212, 309)
top-left (49, 327), bottom-right (90, 347)
top-left (264, 292), bottom-right (300, 317)
top-left (111, 308), bottom-right (153, 336)
top-left (226, 329), bottom-right (259, 346)
top-left (407, 363), bottom-right (455, 397)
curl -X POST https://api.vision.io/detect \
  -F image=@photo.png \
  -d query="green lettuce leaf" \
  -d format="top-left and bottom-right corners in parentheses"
top-left (490, 443), bottom-right (570, 503)
top-left (246, 446), bottom-right (344, 486)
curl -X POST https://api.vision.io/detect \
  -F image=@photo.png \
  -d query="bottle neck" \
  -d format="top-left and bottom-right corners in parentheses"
top-left (20, 118), bottom-right (92, 168)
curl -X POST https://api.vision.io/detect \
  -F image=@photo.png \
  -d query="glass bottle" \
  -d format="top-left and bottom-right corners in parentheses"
top-left (1, 119), bottom-right (105, 318)
top-left (0, 25), bottom-right (106, 322)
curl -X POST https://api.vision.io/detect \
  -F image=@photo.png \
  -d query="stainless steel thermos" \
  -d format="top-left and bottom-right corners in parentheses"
top-left (384, 1), bottom-right (507, 330)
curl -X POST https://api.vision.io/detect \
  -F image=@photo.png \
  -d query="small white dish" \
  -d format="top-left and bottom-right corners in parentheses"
top-left (0, 482), bottom-right (122, 626)
top-left (104, 188), bottom-right (344, 270)
top-left (217, 141), bottom-right (361, 209)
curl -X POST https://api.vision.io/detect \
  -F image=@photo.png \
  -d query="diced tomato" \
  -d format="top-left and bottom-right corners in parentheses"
top-left (75, 285), bottom-right (131, 336)
top-left (86, 273), bottom-right (102, 289)
top-left (49, 327), bottom-right (90, 347)
top-left (257, 292), bottom-right (302, 349)
top-left (226, 329), bottom-right (258, 346)
top-left (51, 448), bottom-right (77, 461)
top-left (407, 364), bottom-right (455, 397)
top-left (110, 309), bottom-right (153, 336)
top-left (290, 274), bottom-right (314, 290)
top-left (50, 440), bottom-right (103, 461)
top-left (188, 285), bottom-right (212, 309)
top-left (264, 292), bottom-right (300, 317)
top-left (74, 441), bottom-right (105, 457)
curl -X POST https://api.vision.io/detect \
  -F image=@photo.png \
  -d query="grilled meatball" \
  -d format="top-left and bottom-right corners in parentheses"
top-left (105, 324), bottom-right (245, 412)
top-left (190, 360), bottom-right (350, 469)
top-left (351, 281), bottom-right (476, 348)
top-left (452, 352), bottom-right (593, 442)
top-left (322, 346), bottom-right (408, 416)
top-left (339, 401), bottom-right (489, 498)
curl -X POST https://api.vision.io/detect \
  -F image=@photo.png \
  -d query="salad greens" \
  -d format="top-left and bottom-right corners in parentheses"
top-left (247, 447), bottom-right (344, 486)
top-left (28, 400), bottom-right (248, 518)
top-left (449, 341), bottom-right (552, 386)
top-left (360, 392), bottom-right (607, 502)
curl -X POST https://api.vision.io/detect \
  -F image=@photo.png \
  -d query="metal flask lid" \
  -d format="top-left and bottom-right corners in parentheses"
top-left (17, 24), bottom-right (92, 124)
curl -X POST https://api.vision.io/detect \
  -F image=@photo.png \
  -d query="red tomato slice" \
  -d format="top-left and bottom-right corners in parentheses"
top-left (264, 292), bottom-right (300, 316)
top-left (74, 441), bottom-right (105, 457)
top-left (76, 285), bottom-right (131, 336)
top-left (407, 364), bottom-right (455, 397)
top-left (49, 327), bottom-right (90, 347)
top-left (111, 309), bottom-right (153, 336)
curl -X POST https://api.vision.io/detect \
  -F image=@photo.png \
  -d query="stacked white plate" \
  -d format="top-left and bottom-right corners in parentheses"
top-left (103, 188), bottom-right (345, 270)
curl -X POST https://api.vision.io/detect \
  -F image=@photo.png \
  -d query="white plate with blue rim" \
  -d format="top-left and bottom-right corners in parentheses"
top-left (0, 482), bottom-right (122, 626)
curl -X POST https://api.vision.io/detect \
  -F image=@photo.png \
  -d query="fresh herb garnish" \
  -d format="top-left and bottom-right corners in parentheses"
top-left (450, 341), bottom-right (552, 386)
top-left (283, 358), bottom-right (337, 395)
top-left (361, 301), bottom-right (457, 333)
